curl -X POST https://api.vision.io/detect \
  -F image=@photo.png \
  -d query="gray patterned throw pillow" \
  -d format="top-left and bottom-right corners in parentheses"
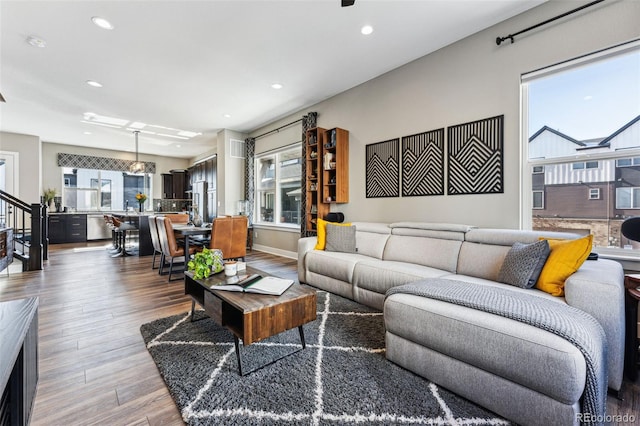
top-left (498, 240), bottom-right (550, 289)
top-left (325, 224), bottom-right (357, 253)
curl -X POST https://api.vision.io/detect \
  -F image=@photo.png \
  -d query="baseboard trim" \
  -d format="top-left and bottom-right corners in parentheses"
top-left (251, 244), bottom-right (297, 260)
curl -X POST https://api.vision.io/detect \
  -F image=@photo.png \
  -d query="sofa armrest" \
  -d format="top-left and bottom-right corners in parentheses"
top-left (297, 237), bottom-right (318, 283)
top-left (564, 258), bottom-right (625, 391)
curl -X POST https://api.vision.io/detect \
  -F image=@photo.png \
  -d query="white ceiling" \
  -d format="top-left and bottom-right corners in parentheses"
top-left (0, 0), bottom-right (545, 159)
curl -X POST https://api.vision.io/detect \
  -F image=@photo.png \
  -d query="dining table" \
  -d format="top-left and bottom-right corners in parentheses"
top-left (172, 223), bottom-right (212, 258)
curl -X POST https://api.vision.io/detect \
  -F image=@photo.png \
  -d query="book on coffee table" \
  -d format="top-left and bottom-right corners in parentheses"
top-left (213, 274), bottom-right (294, 296)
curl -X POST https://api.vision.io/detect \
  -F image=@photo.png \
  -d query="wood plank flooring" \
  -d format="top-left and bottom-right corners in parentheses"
top-left (0, 241), bottom-right (638, 424)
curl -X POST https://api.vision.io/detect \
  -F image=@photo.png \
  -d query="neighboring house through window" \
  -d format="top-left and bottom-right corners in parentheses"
top-left (521, 39), bottom-right (640, 252)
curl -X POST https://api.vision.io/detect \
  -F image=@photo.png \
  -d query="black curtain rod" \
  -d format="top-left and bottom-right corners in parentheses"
top-left (253, 118), bottom-right (303, 140)
top-left (496, 0), bottom-right (604, 45)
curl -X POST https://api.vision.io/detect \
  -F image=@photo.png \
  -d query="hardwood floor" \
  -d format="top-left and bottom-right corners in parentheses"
top-left (0, 241), bottom-right (638, 425)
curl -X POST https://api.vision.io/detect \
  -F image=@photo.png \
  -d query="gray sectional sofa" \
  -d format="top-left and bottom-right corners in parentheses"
top-left (297, 222), bottom-right (625, 425)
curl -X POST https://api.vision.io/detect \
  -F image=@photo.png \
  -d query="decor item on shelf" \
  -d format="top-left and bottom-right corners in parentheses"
top-left (135, 192), bottom-right (147, 212)
top-left (323, 152), bottom-right (334, 170)
top-left (187, 247), bottom-right (224, 279)
top-left (129, 130), bottom-right (146, 174)
top-left (43, 188), bottom-right (56, 209)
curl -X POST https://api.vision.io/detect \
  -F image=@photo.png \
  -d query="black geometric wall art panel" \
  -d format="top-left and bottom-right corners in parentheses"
top-left (447, 115), bottom-right (504, 195)
top-left (366, 139), bottom-right (400, 198)
top-left (402, 129), bottom-right (445, 197)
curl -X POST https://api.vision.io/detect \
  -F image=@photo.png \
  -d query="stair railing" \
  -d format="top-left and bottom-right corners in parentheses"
top-left (0, 190), bottom-right (46, 271)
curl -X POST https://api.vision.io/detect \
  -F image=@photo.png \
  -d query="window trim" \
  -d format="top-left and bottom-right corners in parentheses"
top-left (253, 143), bottom-right (302, 229)
top-left (520, 38), bottom-right (640, 229)
top-left (588, 188), bottom-right (600, 200)
top-left (616, 187), bottom-right (640, 209)
top-left (532, 190), bottom-right (544, 209)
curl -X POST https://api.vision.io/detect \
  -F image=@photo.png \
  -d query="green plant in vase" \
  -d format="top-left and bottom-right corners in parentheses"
top-left (43, 188), bottom-right (56, 209)
top-left (187, 247), bottom-right (224, 279)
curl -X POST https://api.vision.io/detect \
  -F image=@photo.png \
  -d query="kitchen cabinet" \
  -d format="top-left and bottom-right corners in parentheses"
top-left (48, 214), bottom-right (87, 244)
top-left (162, 170), bottom-right (189, 199)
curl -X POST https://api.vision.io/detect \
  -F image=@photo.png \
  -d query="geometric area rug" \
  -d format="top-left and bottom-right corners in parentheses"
top-left (140, 289), bottom-right (512, 425)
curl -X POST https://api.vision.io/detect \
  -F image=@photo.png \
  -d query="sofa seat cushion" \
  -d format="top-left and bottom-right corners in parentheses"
top-left (305, 249), bottom-right (370, 284)
top-left (354, 260), bottom-right (449, 295)
top-left (384, 292), bottom-right (586, 404)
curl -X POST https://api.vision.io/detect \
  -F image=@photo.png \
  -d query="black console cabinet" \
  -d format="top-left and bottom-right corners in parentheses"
top-left (0, 297), bottom-right (39, 426)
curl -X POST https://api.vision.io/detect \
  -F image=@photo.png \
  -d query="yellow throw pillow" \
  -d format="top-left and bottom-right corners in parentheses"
top-left (535, 234), bottom-right (593, 296)
top-left (314, 218), bottom-right (352, 250)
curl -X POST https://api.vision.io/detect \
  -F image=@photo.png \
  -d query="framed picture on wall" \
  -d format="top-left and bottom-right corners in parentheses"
top-left (447, 115), bottom-right (504, 195)
top-left (402, 129), bottom-right (445, 197)
top-left (366, 139), bottom-right (400, 198)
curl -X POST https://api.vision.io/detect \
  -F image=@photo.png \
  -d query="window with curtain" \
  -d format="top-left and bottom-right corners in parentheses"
top-left (521, 40), bottom-right (640, 253)
top-left (254, 144), bottom-right (302, 227)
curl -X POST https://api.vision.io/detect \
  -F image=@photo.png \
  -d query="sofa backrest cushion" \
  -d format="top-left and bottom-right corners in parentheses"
top-left (390, 222), bottom-right (474, 241)
top-left (383, 234), bottom-right (462, 273)
top-left (458, 228), bottom-right (582, 281)
top-left (464, 228), bottom-right (581, 245)
top-left (352, 222), bottom-right (391, 260)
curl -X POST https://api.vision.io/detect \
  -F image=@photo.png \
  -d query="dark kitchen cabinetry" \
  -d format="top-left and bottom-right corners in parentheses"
top-left (48, 214), bottom-right (87, 244)
top-left (162, 170), bottom-right (189, 199)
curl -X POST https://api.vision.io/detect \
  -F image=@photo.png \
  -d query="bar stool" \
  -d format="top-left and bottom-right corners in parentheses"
top-left (104, 215), bottom-right (121, 254)
top-left (111, 216), bottom-right (136, 257)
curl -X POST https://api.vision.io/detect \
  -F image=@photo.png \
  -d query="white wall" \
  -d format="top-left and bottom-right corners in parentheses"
top-left (246, 0), bottom-right (639, 254)
top-left (252, 0), bottom-right (640, 232)
top-left (0, 131), bottom-right (41, 203)
top-left (216, 129), bottom-right (248, 215)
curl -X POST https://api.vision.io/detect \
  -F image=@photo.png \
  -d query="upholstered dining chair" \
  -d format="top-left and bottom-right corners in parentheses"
top-left (147, 216), bottom-right (163, 270)
top-left (209, 215), bottom-right (248, 261)
top-left (163, 213), bottom-right (189, 224)
top-left (156, 216), bottom-right (197, 281)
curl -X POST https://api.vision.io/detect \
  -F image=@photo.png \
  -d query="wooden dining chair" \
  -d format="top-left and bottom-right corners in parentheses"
top-left (156, 216), bottom-right (197, 281)
top-left (209, 215), bottom-right (248, 260)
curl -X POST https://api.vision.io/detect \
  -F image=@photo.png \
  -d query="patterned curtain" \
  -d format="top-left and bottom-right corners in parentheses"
top-left (301, 112), bottom-right (317, 237)
top-left (244, 138), bottom-right (256, 226)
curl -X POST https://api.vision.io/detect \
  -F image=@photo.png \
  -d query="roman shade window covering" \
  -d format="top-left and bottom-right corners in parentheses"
top-left (57, 153), bottom-right (156, 174)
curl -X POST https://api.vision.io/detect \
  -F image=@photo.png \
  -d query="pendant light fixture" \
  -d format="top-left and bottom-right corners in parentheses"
top-left (129, 130), bottom-right (146, 173)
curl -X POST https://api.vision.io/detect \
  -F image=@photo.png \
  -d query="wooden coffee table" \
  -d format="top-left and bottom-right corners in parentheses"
top-left (184, 268), bottom-right (317, 375)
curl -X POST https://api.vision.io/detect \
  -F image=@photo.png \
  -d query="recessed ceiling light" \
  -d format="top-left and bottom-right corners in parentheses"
top-left (271, 83), bottom-right (283, 90)
top-left (361, 25), bottom-right (373, 35)
top-left (83, 131), bottom-right (92, 135)
top-left (176, 144), bottom-right (181, 148)
top-left (26, 35), bottom-right (46, 48)
top-left (92, 16), bottom-right (114, 30)
top-left (223, 114), bottom-right (232, 118)
top-left (86, 80), bottom-right (103, 88)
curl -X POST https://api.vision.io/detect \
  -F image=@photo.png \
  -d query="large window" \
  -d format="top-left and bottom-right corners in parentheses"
top-left (522, 40), bottom-right (640, 252)
top-left (254, 144), bottom-right (302, 227)
top-left (63, 168), bottom-right (151, 211)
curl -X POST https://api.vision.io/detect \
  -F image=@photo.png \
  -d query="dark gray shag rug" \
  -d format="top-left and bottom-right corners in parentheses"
top-left (140, 290), bottom-right (511, 425)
